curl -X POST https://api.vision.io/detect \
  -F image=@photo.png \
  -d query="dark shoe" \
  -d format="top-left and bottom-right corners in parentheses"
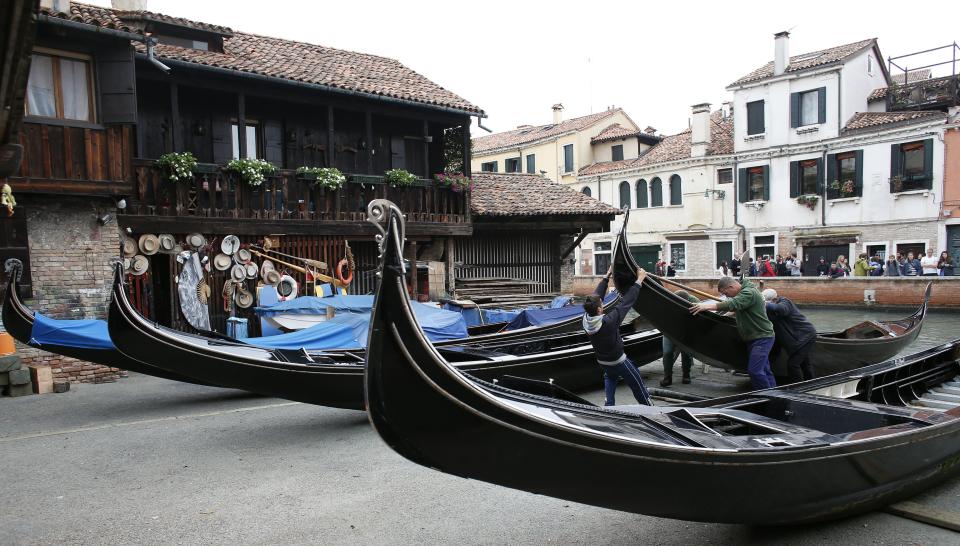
top-left (682, 375), bottom-right (691, 385)
top-left (659, 378), bottom-right (672, 387)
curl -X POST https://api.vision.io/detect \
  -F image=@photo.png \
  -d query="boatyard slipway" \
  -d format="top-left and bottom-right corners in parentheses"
top-left (2, 370), bottom-right (958, 545)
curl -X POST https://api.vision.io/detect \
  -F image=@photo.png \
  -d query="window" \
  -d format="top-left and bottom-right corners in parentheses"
top-left (890, 139), bottom-right (934, 192)
top-left (791, 87), bottom-right (826, 128)
top-left (739, 166), bottom-right (768, 202)
top-left (505, 157), bottom-right (521, 173)
top-left (826, 151), bottom-right (862, 199)
top-left (231, 122), bottom-right (261, 160)
top-left (746, 100), bottom-right (764, 135)
top-left (754, 235), bottom-right (776, 261)
top-left (668, 242), bottom-right (686, 271)
top-left (669, 174), bottom-right (682, 205)
top-left (866, 244), bottom-right (887, 261)
top-left (594, 241), bottom-right (612, 276)
top-left (618, 181), bottom-right (631, 209)
top-left (867, 55), bottom-right (874, 76)
top-left (581, 186), bottom-right (592, 197)
top-left (611, 144), bottom-right (624, 162)
top-left (563, 144), bottom-right (574, 173)
top-left (789, 158), bottom-right (821, 197)
top-left (480, 161), bottom-right (498, 172)
top-left (715, 241), bottom-right (733, 268)
top-left (25, 52), bottom-right (94, 122)
top-left (717, 168), bottom-right (733, 184)
top-left (525, 154), bottom-right (536, 174)
top-left (636, 179), bottom-right (648, 208)
top-left (650, 177), bottom-right (663, 207)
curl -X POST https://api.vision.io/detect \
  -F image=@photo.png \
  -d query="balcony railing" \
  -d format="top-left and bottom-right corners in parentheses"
top-left (128, 160), bottom-right (469, 224)
top-left (886, 75), bottom-right (960, 111)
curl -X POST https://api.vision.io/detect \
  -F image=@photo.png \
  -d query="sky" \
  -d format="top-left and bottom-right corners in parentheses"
top-left (86, 0), bottom-right (957, 137)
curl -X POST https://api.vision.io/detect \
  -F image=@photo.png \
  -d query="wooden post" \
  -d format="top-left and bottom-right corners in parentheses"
top-left (423, 120), bottom-right (430, 178)
top-left (327, 105), bottom-right (335, 168)
top-left (365, 111), bottom-right (373, 174)
top-left (461, 118), bottom-right (471, 176)
top-left (237, 92), bottom-right (247, 159)
top-left (407, 241), bottom-right (418, 299)
top-left (445, 237), bottom-right (456, 296)
top-left (170, 83), bottom-right (180, 152)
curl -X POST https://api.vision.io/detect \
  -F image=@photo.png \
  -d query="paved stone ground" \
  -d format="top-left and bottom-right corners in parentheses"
top-left (2, 369), bottom-right (959, 545)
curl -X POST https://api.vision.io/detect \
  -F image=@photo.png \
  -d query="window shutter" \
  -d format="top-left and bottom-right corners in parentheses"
top-left (826, 154), bottom-right (837, 195)
top-left (889, 143), bottom-right (901, 192)
top-left (263, 121), bottom-right (283, 168)
top-left (854, 150), bottom-right (864, 196)
top-left (816, 157), bottom-right (824, 194)
top-left (211, 118), bottom-right (232, 165)
top-left (738, 168), bottom-right (747, 202)
top-left (762, 165), bottom-right (770, 201)
top-left (922, 138), bottom-right (934, 189)
top-left (790, 92), bottom-right (800, 128)
top-left (96, 46), bottom-right (137, 124)
top-left (817, 87), bottom-right (827, 124)
top-left (789, 161), bottom-right (800, 198)
top-left (636, 181), bottom-right (648, 208)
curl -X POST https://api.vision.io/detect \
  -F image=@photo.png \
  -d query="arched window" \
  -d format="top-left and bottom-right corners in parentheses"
top-left (618, 181), bottom-right (631, 209)
top-left (636, 179), bottom-right (648, 208)
top-left (581, 186), bottom-right (592, 197)
top-left (669, 174), bottom-right (682, 205)
top-left (650, 177), bottom-right (663, 207)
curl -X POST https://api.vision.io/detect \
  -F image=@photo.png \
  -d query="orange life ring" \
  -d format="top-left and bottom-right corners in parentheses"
top-left (335, 258), bottom-right (354, 285)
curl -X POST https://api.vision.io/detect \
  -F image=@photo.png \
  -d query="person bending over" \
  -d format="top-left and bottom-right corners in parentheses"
top-left (763, 288), bottom-right (817, 383)
top-left (583, 266), bottom-right (651, 406)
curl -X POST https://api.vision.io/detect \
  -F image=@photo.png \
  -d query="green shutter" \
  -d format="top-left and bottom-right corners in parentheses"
top-left (816, 157), bottom-right (824, 194)
top-left (738, 168), bottom-right (747, 202)
top-left (790, 92), bottom-right (800, 128)
top-left (923, 138), bottom-right (934, 189)
top-left (817, 87), bottom-right (827, 124)
top-left (854, 150), bottom-right (864, 196)
top-left (826, 153), bottom-right (837, 198)
top-left (890, 144), bottom-right (901, 192)
top-left (789, 161), bottom-right (800, 197)
top-left (762, 165), bottom-right (770, 201)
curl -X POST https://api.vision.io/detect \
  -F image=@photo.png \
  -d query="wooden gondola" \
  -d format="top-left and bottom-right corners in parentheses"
top-left (364, 199), bottom-right (960, 525)
top-left (2, 263), bottom-right (209, 385)
top-left (611, 227), bottom-right (930, 377)
top-left (108, 261), bottom-right (662, 410)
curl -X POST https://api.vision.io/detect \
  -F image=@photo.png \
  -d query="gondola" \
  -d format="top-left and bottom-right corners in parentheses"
top-left (364, 199), bottom-right (960, 525)
top-left (108, 261), bottom-right (662, 410)
top-left (1, 261), bottom-right (209, 385)
top-left (611, 226), bottom-right (930, 377)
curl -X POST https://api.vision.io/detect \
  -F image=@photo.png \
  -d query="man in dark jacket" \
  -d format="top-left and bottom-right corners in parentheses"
top-left (583, 266), bottom-right (651, 406)
top-left (762, 289), bottom-right (817, 383)
top-left (661, 290), bottom-right (699, 387)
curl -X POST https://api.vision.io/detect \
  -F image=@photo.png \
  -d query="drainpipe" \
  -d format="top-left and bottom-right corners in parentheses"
top-left (732, 157), bottom-right (746, 252)
top-left (821, 148), bottom-right (828, 226)
top-left (145, 37), bottom-right (171, 74)
top-left (476, 116), bottom-right (493, 133)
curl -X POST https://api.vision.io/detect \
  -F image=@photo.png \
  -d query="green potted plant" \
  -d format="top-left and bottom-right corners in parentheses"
top-left (155, 152), bottom-right (198, 182)
top-left (226, 158), bottom-right (276, 186)
top-left (829, 180), bottom-right (856, 198)
top-left (384, 168), bottom-right (419, 188)
top-left (296, 167), bottom-right (345, 190)
top-left (434, 172), bottom-right (472, 193)
top-left (796, 194), bottom-right (818, 210)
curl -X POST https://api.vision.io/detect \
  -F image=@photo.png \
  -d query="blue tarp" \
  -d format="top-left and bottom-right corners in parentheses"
top-left (254, 295), bottom-right (375, 317)
top-left (246, 301), bottom-right (468, 350)
top-left (504, 291), bottom-right (618, 331)
top-left (31, 313), bottom-right (115, 350)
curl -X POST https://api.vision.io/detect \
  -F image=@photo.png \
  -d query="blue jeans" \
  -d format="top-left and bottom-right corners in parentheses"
top-left (747, 337), bottom-right (777, 390)
top-left (662, 336), bottom-right (692, 378)
top-left (602, 357), bottom-right (652, 406)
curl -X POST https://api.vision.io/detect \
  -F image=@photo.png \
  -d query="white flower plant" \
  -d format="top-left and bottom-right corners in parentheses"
top-left (226, 158), bottom-right (277, 186)
top-left (295, 167), bottom-right (346, 190)
top-left (155, 152), bottom-right (198, 182)
top-left (384, 168), bottom-right (419, 188)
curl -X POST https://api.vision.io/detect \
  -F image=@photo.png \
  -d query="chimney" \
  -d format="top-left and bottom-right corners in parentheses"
top-left (690, 103), bottom-right (711, 158)
top-left (112, 0), bottom-right (148, 10)
top-left (40, 0), bottom-right (71, 12)
top-left (721, 101), bottom-right (733, 119)
top-left (551, 103), bottom-right (564, 124)
top-left (774, 31), bottom-right (790, 76)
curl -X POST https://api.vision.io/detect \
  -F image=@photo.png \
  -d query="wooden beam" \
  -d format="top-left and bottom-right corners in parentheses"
top-left (7, 176), bottom-right (133, 196)
top-left (117, 215), bottom-right (473, 237)
top-left (365, 111), bottom-right (373, 174)
top-left (560, 230), bottom-right (588, 260)
top-left (472, 220), bottom-right (610, 233)
top-left (461, 118), bottom-right (471, 175)
top-left (422, 120), bottom-right (429, 178)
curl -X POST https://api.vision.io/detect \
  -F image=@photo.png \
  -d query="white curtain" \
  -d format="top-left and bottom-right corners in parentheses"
top-left (26, 55), bottom-right (56, 117)
top-left (59, 58), bottom-right (90, 121)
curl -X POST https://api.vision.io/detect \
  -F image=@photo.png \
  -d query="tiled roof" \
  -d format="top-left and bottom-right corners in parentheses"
top-left (729, 39), bottom-right (875, 87)
top-left (473, 109), bottom-right (623, 153)
top-left (579, 111), bottom-right (733, 176)
top-left (470, 173), bottom-right (619, 217)
top-left (114, 9), bottom-right (233, 36)
top-left (39, 3), bottom-right (482, 116)
top-left (591, 123), bottom-right (641, 144)
top-left (869, 69), bottom-right (934, 101)
top-left (842, 111), bottom-right (947, 133)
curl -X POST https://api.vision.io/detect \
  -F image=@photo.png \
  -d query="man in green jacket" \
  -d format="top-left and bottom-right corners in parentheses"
top-left (689, 276), bottom-right (777, 389)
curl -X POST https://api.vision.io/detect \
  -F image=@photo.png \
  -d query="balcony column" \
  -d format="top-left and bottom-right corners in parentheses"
top-left (365, 111), bottom-right (373, 174)
top-left (445, 237), bottom-right (456, 295)
top-left (461, 117), bottom-right (471, 176)
top-left (423, 120), bottom-right (430, 178)
top-left (327, 105), bottom-right (335, 167)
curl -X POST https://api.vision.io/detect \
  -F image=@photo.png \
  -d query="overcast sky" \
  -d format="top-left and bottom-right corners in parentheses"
top-left (88, 0), bottom-right (957, 136)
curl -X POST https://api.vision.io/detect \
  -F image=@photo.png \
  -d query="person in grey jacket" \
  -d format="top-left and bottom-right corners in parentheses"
top-left (583, 266), bottom-right (651, 406)
top-left (762, 289), bottom-right (817, 383)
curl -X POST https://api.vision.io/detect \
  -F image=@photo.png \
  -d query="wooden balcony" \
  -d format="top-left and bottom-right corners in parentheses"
top-left (887, 75), bottom-right (960, 112)
top-left (120, 160), bottom-right (471, 236)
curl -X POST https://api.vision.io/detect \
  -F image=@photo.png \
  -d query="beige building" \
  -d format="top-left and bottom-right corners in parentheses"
top-left (471, 105), bottom-right (660, 186)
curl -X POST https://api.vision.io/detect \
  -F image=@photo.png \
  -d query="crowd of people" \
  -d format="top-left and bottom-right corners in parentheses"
top-left (716, 249), bottom-right (956, 279)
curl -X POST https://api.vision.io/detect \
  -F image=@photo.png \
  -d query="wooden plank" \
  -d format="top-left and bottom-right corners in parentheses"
top-left (83, 128), bottom-right (93, 181)
top-left (118, 215), bottom-right (473, 237)
top-left (63, 125), bottom-right (73, 179)
top-left (6, 176), bottom-right (133, 196)
top-left (47, 125), bottom-right (65, 179)
top-left (885, 501), bottom-right (960, 532)
top-left (40, 125), bottom-right (52, 178)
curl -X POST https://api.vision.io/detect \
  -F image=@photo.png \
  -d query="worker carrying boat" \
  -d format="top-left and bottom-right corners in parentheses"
top-left (762, 288), bottom-right (817, 383)
top-left (583, 266), bottom-right (652, 406)
top-left (689, 273), bottom-right (777, 390)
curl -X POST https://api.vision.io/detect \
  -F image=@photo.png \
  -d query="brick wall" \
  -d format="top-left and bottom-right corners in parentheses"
top-left (9, 195), bottom-right (125, 383)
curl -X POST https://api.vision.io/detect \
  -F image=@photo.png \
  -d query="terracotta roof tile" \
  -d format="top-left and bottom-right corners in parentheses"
top-left (470, 173), bottom-right (619, 217)
top-left (729, 39), bottom-right (875, 87)
top-left (591, 123), bottom-right (641, 144)
top-left (869, 69), bottom-right (934, 101)
top-left (41, 3), bottom-right (482, 116)
top-left (115, 9), bottom-right (233, 36)
top-left (842, 111), bottom-right (946, 134)
top-left (473, 109), bottom-right (623, 154)
top-left (579, 111), bottom-right (733, 176)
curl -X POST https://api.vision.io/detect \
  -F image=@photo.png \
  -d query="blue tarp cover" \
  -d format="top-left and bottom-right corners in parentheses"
top-left (254, 295), bottom-right (375, 316)
top-left (247, 301), bottom-right (468, 350)
top-left (31, 313), bottom-right (115, 350)
top-left (504, 291), bottom-right (617, 331)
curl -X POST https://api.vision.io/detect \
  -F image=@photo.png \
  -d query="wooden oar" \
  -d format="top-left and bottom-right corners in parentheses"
top-left (247, 248), bottom-right (342, 287)
top-left (250, 245), bottom-right (328, 271)
top-left (647, 273), bottom-right (723, 303)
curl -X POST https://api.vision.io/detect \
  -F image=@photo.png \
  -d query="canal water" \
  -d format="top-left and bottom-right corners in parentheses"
top-left (802, 307), bottom-right (958, 356)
